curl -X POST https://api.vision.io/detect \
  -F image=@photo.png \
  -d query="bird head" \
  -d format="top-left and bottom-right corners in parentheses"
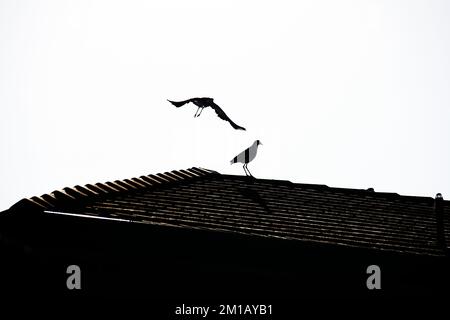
top-left (256, 140), bottom-right (263, 146)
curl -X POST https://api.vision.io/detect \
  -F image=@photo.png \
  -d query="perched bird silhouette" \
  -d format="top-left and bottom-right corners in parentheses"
top-left (167, 97), bottom-right (246, 130)
top-left (230, 140), bottom-right (262, 177)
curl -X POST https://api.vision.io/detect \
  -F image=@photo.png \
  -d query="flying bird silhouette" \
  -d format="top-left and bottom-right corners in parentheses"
top-left (167, 97), bottom-right (246, 131)
top-left (230, 140), bottom-right (262, 177)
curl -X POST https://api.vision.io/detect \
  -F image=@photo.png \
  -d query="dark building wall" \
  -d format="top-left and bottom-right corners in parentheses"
top-left (1, 210), bottom-right (448, 301)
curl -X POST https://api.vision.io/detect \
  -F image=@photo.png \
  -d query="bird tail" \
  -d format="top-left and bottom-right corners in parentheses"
top-left (230, 156), bottom-right (237, 165)
top-left (229, 120), bottom-right (246, 131)
top-left (167, 99), bottom-right (189, 108)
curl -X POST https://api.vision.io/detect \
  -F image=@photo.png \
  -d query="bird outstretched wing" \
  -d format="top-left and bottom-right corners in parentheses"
top-left (209, 101), bottom-right (246, 131)
top-left (167, 99), bottom-right (193, 108)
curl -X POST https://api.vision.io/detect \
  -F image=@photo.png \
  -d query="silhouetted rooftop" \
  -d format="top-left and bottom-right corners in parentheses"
top-left (5, 167), bottom-right (450, 257)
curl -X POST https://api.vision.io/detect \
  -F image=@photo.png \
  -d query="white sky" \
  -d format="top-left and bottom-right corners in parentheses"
top-left (1, 0), bottom-right (450, 211)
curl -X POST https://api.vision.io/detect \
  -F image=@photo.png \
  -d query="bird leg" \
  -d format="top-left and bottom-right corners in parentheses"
top-left (245, 164), bottom-right (253, 178)
top-left (194, 107), bottom-right (200, 117)
top-left (197, 107), bottom-right (204, 117)
top-left (243, 164), bottom-right (249, 176)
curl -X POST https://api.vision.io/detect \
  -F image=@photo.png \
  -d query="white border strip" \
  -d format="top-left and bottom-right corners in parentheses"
top-left (44, 210), bottom-right (132, 223)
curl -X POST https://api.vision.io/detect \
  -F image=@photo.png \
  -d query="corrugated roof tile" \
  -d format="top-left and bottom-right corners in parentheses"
top-left (139, 175), bottom-right (158, 185)
top-left (105, 181), bottom-right (128, 192)
top-left (147, 174), bottom-right (167, 184)
top-left (5, 167), bottom-right (448, 256)
top-left (95, 182), bottom-right (120, 193)
top-left (131, 177), bottom-right (152, 187)
top-left (113, 180), bottom-right (135, 191)
top-left (63, 187), bottom-right (89, 199)
top-left (30, 196), bottom-right (55, 208)
top-left (73, 185), bottom-right (99, 197)
top-left (86, 183), bottom-right (109, 195)
top-left (123, 179), bottom-right (144, 189)
top-left (40, 194), bottom-right (59, 207)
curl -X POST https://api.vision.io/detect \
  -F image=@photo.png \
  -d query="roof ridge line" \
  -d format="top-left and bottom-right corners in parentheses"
top-left (7, 167), bottom-right (217, 213)
top-left (218, 173), bottom-right (438, 203)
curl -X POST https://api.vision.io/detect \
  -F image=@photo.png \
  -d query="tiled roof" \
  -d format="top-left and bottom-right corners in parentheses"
top-left (6, 167), bottom-right (449, 257)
